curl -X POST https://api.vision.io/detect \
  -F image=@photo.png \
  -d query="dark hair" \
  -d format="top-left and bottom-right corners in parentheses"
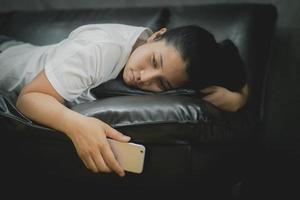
top-left (159, 25), bottom-right (246, 91)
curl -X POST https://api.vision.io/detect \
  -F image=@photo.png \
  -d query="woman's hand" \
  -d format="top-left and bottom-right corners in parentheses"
top-left (200, 85), bottom-right (248, 112)
top-left (16, 71), bottom-right (131, 177)
top-left (67, 116), bottom-right (131, 177)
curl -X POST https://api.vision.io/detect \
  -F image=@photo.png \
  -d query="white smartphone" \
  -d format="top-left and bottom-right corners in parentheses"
top-left (107, 138), bottom-right (146, 174)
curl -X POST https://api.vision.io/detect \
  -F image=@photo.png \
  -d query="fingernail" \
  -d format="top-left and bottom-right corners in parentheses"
top-left (120, 171), bottom-right (125, 177)
top-left (123, 135), bottom-right (131, 140)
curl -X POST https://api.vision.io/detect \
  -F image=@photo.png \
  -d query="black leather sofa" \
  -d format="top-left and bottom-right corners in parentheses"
top-left (0, 3), bottom-right (277, 198)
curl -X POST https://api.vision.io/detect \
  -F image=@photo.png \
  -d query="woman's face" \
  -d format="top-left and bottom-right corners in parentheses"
top-left (123, 40), bottom-right (188, 92)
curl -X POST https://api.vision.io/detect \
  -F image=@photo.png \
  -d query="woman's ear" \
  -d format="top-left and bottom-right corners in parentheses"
top-left (147, 27), bottom-right (167, 43)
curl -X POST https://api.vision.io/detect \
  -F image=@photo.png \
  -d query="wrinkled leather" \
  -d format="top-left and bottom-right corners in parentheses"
top-left (166, 3), bottom-right (278, 122)
top-left (90, 77), bottom-right (197, 99)
top-left (0, 4), bottom-right (277, 187)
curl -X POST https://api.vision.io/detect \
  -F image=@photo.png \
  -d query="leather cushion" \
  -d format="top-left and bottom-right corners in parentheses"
top-left (166, 3), bottom-right (278, 121)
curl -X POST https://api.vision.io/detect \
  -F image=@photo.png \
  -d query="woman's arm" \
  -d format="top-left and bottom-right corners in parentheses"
top-left (200, 84), bottom-right (249, 112)
top-left (16, 70), bottom-right (130, 176)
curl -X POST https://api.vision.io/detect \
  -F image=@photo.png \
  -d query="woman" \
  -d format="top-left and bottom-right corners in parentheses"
top-left (0, 24), bottom-right (248, 177)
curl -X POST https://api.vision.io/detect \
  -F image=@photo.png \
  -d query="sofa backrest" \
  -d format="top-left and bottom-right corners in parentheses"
top-left (0, 3), bottom-right (277, 124)
top-left (165, 4), bottom-right (277, 124)
top-left (0, 8), bottom-right (164, 45)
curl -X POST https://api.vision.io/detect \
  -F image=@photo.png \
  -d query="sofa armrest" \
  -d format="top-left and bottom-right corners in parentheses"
top-left (71, 94), bottom-right (252, 145)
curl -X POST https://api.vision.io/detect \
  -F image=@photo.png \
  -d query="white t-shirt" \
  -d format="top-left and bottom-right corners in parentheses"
top-left (0, 24), bottom-right (152, 105)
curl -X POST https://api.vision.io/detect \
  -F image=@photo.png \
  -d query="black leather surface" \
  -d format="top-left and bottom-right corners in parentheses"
top-left (71, 94), bottom-right (252, 144)
top-left (90, 77), bottom-right (197, 99)
top-left (0, 3), bottom-right (277, 191)
top-left (0, 7), bottom-right (166, 45)
top-left (83, 4), bottom-right (279, 126)
top-left (166, 4), bottom-right (278, 122)
top-left (0, 4), bottom-right (278, 124)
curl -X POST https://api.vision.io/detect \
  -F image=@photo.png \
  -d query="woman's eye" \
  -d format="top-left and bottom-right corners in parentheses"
top-left (152, 54), bottom-right (158, 68)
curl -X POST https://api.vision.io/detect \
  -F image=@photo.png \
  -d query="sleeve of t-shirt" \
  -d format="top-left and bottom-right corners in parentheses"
top-left (44, 39), bottom-right (122, 102)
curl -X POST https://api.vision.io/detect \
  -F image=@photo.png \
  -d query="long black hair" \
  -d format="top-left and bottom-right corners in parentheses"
top-left (159, 25), bottom-right (246, 91)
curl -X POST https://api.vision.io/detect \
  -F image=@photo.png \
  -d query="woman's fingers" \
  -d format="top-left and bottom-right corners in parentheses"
top-left (200, 85), bottom-right (218, 94)
top-left (100, 141), bottom-right (125, 177)
top-left (81, 157), bottom-right (90, 170)
top-left (81, 148), bottom-right (113, 174)
top-left (92, 151), bottom-right (111, 173)
top-left (83, 156), bottom-right (98, 173)
top-left (202, 93), bottom-right (220, 107)
top-left (104, 124), bottom-right (131, 142)
top-left (202, 93), bottom-right (215, 102)
top-left (102, 125), bottom-right (128, 176)
top-left (72, 117), bottom-right (126, 176)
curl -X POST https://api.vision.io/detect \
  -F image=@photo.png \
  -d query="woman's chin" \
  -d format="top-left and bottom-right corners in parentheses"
top-left (123, 70), bottom-right (134, 87)
top-left (122, 71), bottom-right (129, 84)
top-left (123, 75), bottom-right (133, 87)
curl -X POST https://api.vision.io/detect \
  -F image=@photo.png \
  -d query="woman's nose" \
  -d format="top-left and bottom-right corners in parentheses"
top-left (138, 69), bottom-right (160, 85)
